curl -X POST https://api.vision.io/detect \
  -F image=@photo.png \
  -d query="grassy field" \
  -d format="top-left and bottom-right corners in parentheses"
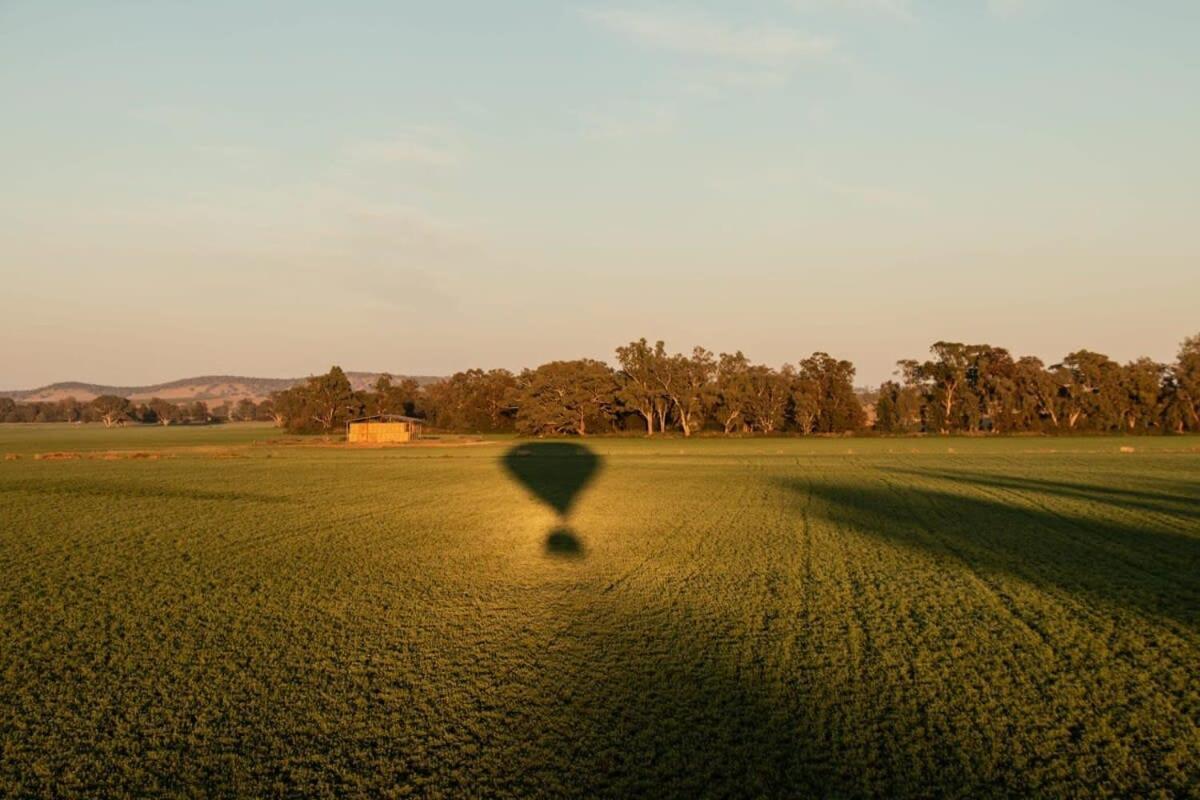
top-left (1, 425), bottom-right (1198, 797)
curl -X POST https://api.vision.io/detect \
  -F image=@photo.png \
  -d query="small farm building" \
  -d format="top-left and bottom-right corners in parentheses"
top-left (346, 415), bottom-right (425, 444)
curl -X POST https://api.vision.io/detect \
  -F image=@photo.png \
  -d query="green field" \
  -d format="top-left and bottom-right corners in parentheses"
top-left (2, 425), bottom-right (1198, 797)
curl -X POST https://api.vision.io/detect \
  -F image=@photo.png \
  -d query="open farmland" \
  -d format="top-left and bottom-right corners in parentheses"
top-left (1, 426), bottom-right (1198, 797)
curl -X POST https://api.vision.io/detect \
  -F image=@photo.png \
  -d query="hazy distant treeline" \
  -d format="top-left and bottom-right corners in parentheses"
top-left (5, 334), bottom-right (1199, 435)
top-left (0, 395), bottom-right (265, 427)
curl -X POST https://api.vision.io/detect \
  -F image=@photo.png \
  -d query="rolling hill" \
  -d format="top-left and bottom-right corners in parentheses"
top-left (0, 373), bottom-right (442, 404)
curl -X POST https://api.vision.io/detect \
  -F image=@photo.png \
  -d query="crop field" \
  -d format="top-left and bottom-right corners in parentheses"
top-left (1, 425), bottom-right (1198, 798)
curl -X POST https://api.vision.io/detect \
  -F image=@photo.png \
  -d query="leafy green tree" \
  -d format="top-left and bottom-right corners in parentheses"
top-left (1055, 350), bottom-right (1122, 431)
top-left (373, 374), bottom-right (424, 419)
top-left (306, 366), bottom-right (361, 432)
top-left (148, 398), bottom-right (180, 426)
top-left (873, 379), bottom-right (923, 433)
top-left (714, 352), bottom-right (753, 434)
top-left (8, 403), bottom-right (36, 423)
top-left (424, 369), bottom-right (516, 432)
top-left (1159, 372), bottom-right (1190, 433)
top-left (515, 359), bottom-right (616, 436)
top-left (653, 347), bottom-right (715, 437)
top-left (920, 342), bottom-right (972, 433)
top-left (232, 398), bottom-right (257, 422)
top-left (57, 396), bottom-right (83, 423)
top-left (798, 352), bottom-right (864, 433)
top-left (895, 359), bottom-right (930, 432)
top-left (187, 401), bottom-right (210, 424)
top-left (268, 388), bottom-right (306, 429)
top-left (1119, 358), bottom-right (1166, 432)
top-left (615, 338), bottom-right (667, 436)
top-left (743, 365), bottom-right (791, 433)
top-left (90, 395), bottom-right (130, 428)
top-left (1172, 333), bottom-right (1200, 431)
top-left (970, 346), bottom-right (1016, 433)
top-left (256, 396), bottom-right (286, 426)
top-left (873, 381), bottom-right (903, 433)
top-left (790, 373), bottom-right (820, 434)
top-left (1011, 356), bottom-right (1060, 430)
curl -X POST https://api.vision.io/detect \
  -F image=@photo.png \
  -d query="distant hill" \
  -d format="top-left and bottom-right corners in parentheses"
top-left (0, 373), bottom-right (442, 404)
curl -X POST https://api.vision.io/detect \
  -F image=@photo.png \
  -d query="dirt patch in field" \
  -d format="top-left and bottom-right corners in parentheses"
top-left (259, 437), bottom-right (336, 447)
top-left (182, 447), bottom-right (250, 459)
top-left (259, 436), bottom-right (493, 449)
top-left (33, 451), bottom-right (168, 461)
top-left (402, 436), bottom-right (487, 447)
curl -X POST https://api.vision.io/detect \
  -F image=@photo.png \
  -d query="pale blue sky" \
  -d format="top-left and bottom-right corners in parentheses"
top-left (2, 1), bottom-right (1197, 388)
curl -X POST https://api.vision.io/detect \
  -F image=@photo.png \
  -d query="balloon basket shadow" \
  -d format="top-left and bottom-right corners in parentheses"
top-left (545, 526), bottom-right (584, 558)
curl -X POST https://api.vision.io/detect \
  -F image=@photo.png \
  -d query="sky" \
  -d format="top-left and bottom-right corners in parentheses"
top-left (2, 0), bottom-right (1198, 389)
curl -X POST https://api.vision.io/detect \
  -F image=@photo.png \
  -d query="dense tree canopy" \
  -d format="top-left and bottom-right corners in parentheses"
top-left (253, 341), bottom-right (869, 436)
top-left (886, 335), bottom-right (1200, 434)
top-left (4, 333), bottom-right (1199, 435)
top-left (90, 395), bottom-right (131, 428)
top-left (424, 369), bottom-right (516, 432)
top-left (515, 359), bottom-right (616, 436)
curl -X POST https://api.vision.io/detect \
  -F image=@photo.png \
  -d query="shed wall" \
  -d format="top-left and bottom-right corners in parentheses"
top-left (347, 421), bottom-right (415, 443)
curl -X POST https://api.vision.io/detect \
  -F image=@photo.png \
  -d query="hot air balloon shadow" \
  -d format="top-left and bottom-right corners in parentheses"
top-left (502, 442), bottom-right (601, 558)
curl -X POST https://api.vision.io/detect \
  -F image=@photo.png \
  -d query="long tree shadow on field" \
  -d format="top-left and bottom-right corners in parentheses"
top-left (888, 467), bottom-right (1200, 523)
top-left (502, 442), bottom-right (600, 557)
top-left (783, 473), bottom-right (1200, 632)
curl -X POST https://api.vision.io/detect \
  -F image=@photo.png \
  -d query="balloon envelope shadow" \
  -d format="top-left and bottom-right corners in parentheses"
top-left (502, 442), bottom-right (601, 558)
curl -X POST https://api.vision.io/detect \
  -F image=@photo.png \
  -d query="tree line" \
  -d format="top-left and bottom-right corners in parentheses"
top-left (215, 333), bottom-right (1200, 436)
top-left (260, 341), bottom-right (865, 437)
top-left (4, 334), bottom-right (1198, 435)
top-left (0, 395), bottom-right (270, 427)
top-left (874, 335), bottom-right (1200, 434)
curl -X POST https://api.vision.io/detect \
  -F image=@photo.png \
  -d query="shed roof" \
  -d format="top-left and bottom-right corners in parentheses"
top-left (348, 415), bottom-right (426, 424)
